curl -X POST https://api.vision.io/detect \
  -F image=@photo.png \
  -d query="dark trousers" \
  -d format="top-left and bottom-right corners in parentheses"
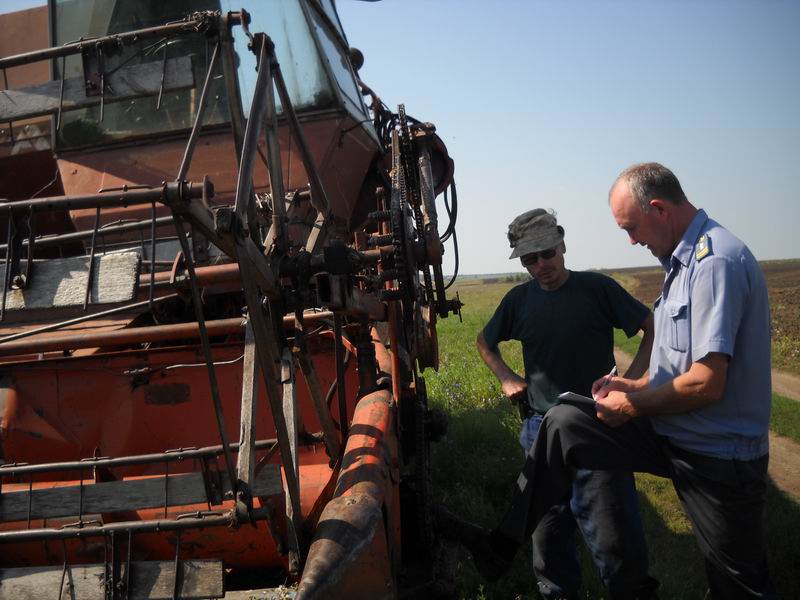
top-left (523, 415), bottom-right (650, 599)
top-left (499, 404), bottom-right (776, 599)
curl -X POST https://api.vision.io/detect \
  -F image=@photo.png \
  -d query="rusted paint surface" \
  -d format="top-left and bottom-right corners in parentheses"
top-left (296, 386), bottom-right (397, 599)
top-left (296, 494), bottom-right (395, 600)
top-left (0, 337), bottom-right (359, 570)
top-left (143, 383), bottom-right (190, 405)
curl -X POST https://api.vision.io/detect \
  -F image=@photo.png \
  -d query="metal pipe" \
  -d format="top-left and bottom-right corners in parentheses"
top-left (0, 509), bottom-right (268, 544)
top-left (176, 42), bottom-right (221, 182)
top-left (333, 313), bottom-right (348, 440)
top-left (0, 181), bottom-right (207, 215)
top-left (0, 317), bottom-right (245, 357)
top-left (0, 300), bottom-right (331, 348)
top-left (258, 37), bottom-right (288, 252)
top-left (232, 35), bottom-right (271, 228)
top-left (0, 216), bottom-right (177, 252)
top-left (0, 295), bottom-right (179, 346)
top-left (219, 12), bottom-right (248, 163)
top-left (0, 12), bottom-right (243, 71)
top-left (0, 439), bottom-right (277, 478)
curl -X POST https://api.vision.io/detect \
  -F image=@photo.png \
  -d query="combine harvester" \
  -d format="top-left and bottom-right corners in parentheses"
top-left (0, 1), bottom-right (461, 597)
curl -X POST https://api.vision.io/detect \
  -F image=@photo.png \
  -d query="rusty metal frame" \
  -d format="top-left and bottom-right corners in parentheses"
top-left (0, 439), bottom-right (278, 479)
top-left (0, 11), bottom-right (243, 71)
top-left (0, 509), bottom-right (266, 544)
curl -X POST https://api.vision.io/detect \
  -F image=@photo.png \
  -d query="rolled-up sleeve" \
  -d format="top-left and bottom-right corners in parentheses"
top-left (483, 292), bottom-right (515, 349)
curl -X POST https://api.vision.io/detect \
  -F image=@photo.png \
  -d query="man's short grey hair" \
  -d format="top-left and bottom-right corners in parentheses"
top-left (610, 162), bottom-right (688, 213)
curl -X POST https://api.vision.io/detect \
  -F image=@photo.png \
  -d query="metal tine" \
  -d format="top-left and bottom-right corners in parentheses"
top-left (125, 530), bottom-right (133, 600)
top-left (78, 468), bottom-right (84, 524)
top-left (157, 41), bottom-right (168, 110)
top-left (171, 530), bottom-right (182, 600)
top-left (24, 207), bottom-right (35, 286)
top-left (163, 458), bottom-right (170, 518)
top-left (83, 207), bottom-right (101, 311)
top-left (103, 535), bottom-right (110, 600)
top-left (26, 475), bottom-right (33, 528)
top-left (110, 530), bottom-right (116, 600)
top-left (57, 539), bottom-right (68, 600)
top-left (138, 222), bottom-right (146, 265)
top-left (98, 45), bottom-right (105, 122)
top-left (56, 55), bottom-right (66, 132)
top-left (149, 201), bottom-right (156, 309)
top-left (333, 314), bottom-right (349, 439)
top-left (1, 208), bottom-right (13, 321)
top-left (2, 68), bottom-right (14, 145)
top-left (175, 41), bottom-right (220, 182)
top-left (199, 456), bottom-right (213, 511)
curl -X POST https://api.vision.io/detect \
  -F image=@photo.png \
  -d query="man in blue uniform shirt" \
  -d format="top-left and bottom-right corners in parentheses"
top-left (481, 163), bottom-right (776, 599)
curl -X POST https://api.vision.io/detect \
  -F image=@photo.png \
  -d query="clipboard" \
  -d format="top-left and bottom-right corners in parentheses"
top-left (557, 391), bottom-right (596, 406)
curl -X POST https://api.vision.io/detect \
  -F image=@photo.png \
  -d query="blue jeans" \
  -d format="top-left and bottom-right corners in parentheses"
top-left (520, 415), bottom-right (650, 599)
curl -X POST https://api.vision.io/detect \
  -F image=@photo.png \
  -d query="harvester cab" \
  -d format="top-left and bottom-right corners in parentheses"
top-left (0, 1), bottom-right (461, 598)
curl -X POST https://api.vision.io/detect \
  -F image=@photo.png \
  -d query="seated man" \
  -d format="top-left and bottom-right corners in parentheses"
top-left (467, 208), bottom-right (658, 599)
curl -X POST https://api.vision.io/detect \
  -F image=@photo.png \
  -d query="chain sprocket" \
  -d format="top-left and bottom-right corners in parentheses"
top-left (398, 105), bottom-right (434, 306)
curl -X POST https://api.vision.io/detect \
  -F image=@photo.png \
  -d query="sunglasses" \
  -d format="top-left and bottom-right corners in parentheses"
top-left (520, 247), bottom-right (557, 266)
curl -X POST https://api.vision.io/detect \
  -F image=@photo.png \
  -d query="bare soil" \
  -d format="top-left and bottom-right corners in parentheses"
top-left (610, 259), bottom-right (800, 375)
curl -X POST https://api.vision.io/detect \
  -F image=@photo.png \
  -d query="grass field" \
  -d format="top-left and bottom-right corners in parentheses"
top-left (425, 274), bottom-right (800, 599)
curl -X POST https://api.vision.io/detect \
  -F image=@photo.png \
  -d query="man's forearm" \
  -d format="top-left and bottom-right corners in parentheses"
top-left (477, 334), bottom-right (516, 382)
top-left (628, 353), bottom-right (729, 416)
top-left (476, 331), bottom-right (528, 401)
top-left (623, 313), bottom-right (654, 380)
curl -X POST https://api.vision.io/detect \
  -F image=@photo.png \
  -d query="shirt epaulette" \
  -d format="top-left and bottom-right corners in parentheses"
top-left (695, 233), bottom-right (712, 261)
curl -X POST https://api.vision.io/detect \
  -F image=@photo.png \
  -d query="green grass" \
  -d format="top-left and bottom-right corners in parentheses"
top-left (771, 394), bottom-right (800, 442)
top-left (425, 281), bottom-right (800, 599)
top-left (613, 328), bottom-right (642, 358)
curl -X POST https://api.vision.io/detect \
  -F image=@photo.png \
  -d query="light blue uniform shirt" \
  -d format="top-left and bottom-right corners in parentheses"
top-left (649, 210), bottom-right (771, 460)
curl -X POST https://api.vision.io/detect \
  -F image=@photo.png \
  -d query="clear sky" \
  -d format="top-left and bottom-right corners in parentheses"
top-left (5, 0), bottom-right (799, 274)
top-left (336, 0), bottom-right (800, 274)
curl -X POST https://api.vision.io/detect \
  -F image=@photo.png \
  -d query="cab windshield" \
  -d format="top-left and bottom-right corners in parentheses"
top-left (52, 0), bottom-right (369, 150)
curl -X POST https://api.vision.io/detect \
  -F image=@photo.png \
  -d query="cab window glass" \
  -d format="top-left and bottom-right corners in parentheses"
top-left (53, 0), bottom-right (229, 149)
top-left (225, 0), bottom-right (335, 116)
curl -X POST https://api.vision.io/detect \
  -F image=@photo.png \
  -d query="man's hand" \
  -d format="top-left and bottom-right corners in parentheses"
top-left (595, 390), bottom-right (638, 427)
top-left (500, 373), bottom-right (528, 402)
top-left (592, 376), bottom-right (646, 427)
top-left (591, 374), bottom-right (615, 399)
top-left (591, 375), bottom-right (640, 400)
top-left (477, 331), bottom-right (529, 404)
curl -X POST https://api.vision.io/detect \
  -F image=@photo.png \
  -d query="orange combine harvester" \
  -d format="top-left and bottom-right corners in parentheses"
top-left (0, 1), bottom-right (461, 598)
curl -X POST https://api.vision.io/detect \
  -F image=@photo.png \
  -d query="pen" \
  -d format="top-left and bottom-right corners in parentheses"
top-left (602, 365), bottom-right (618, 388)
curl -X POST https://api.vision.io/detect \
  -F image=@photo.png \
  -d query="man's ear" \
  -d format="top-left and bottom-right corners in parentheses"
top-left (649, 198), bottom-right (669, 219)
top-left (561, 240), bottom-right (567, 254)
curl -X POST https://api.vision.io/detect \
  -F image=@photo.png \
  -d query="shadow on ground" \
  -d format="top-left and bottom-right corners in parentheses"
top-left (431, 401), bottom-right (800, 600)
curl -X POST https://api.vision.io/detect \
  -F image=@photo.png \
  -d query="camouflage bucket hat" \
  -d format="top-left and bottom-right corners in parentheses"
top-left (507, 209), bottom-right (564, 259)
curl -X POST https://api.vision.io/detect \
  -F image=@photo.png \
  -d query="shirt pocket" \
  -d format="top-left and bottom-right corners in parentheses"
top-left (664, 299), bottom-right (689, 352)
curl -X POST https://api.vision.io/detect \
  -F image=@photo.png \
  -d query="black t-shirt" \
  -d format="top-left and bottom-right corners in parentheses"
top-left (482, 271), bottom-right (649, 414)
